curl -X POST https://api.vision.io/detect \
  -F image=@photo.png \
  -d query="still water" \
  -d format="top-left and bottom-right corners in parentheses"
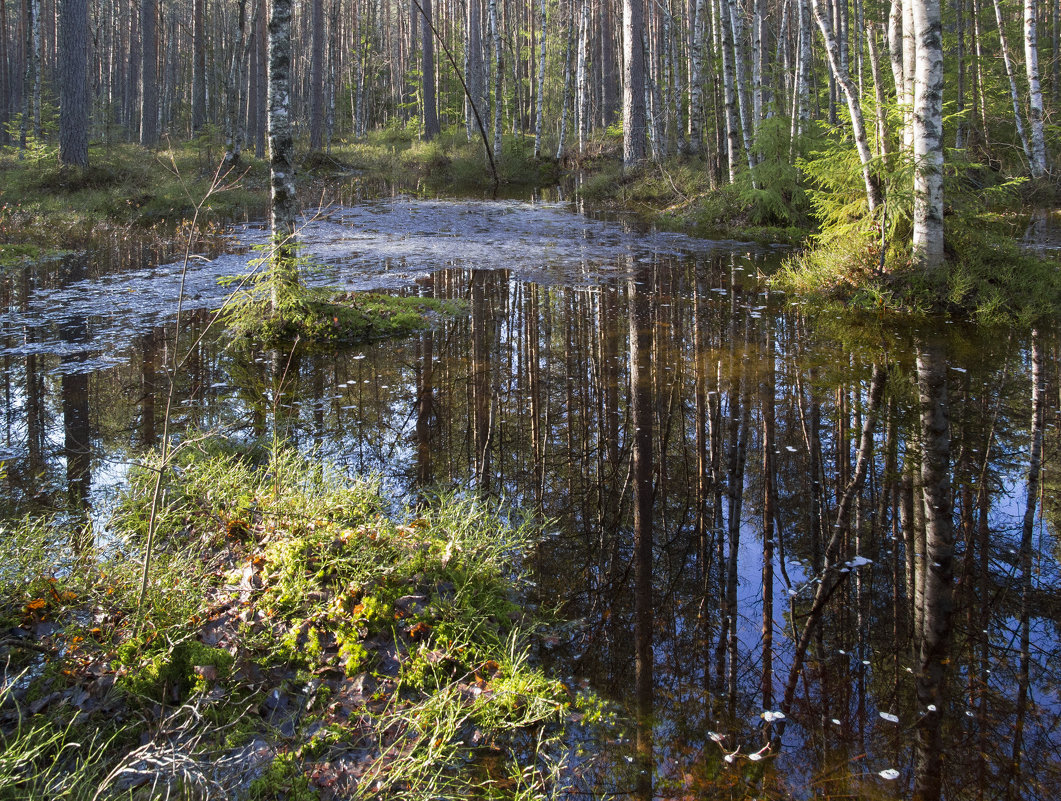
top-left (1, 196), bottom-right (1059, 799)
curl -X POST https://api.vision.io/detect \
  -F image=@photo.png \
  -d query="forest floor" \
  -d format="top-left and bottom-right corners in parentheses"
top-left (1, 128), bottom-right (1058, 319)
top-left (0, 439), bottom-right (606, 799)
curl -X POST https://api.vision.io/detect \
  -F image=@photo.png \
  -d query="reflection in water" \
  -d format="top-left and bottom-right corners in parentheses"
top-left (60, 258), bottom-right (92, 532)
top-left (1, 208), bottom-right (1060, 798)
top-left (628, 259), bottom-right (654, 800)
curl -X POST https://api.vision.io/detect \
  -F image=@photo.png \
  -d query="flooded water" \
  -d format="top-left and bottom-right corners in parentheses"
top-left (2, 196), bottom-right (1060, 799)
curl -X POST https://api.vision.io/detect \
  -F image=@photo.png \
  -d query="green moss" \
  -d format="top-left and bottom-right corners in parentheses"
top-left (117, 639), bottom-right (234, 701)
top-left (247, 752), bottom-right (318, 801)
top-left (775, 214), bottom-right (1061, 323)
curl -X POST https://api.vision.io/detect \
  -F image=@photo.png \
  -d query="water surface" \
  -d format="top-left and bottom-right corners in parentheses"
top-left (1, 196), bottom-right (1059, 799)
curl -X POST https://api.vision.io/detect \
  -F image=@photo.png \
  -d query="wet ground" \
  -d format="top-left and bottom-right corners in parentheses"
top-left (1, 195), bottom-right (1059, 798)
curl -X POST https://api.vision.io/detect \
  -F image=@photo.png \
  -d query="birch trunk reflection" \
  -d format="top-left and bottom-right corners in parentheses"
top-left (913, 337), bottom-right (953, 801)
top-left (628, 261), bottom-right (654, 800)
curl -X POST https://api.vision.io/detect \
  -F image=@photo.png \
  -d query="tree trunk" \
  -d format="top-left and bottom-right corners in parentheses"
top-left (623, 0), bottom-right (646, 164)
top-left (533, 0), bottom-right (546, 156)
top-left (192, 0), bottom-right (206, 132)
top-left (224, 0), bottom-right (250, 166)
top-left (466, 0), bottom-right (485, 141)
top-left (719, 0), bottom-right (740, 178)
top-left (59, 0), bottom-right (89, 166)
top-left (268, 0), bottom-right (299, 299)
top-left (420, 0), bottom-right (439, 139)
top-left (628, 260), bottom-right (653, 800)
top-left (811, 0), bottom-right (882, 211)
top-left (556, 0), bottom-right (574, 158)
top-left (490, 0), bottom-right (502, 159)
top-left (1008, 330), bottom-right (1043, 800)
top-left (912, 0), bottom-right (944, 271)
top-left (309, 0), bottom-right (324, 148)
top-left (139, 0), bottom-right (157, 145)
top-left (992, 0), bottom-right (1032, 164)
top-left (1024, 0), bottom-right (1047, 175)
top-left (912, 337), bottom-right (953, 801)
top-left (577, 0), bottom-right (589, 152)
top-left (688, 0), bottom-right (705, 152)
top-left (790, 0), bottom-right (810, 146)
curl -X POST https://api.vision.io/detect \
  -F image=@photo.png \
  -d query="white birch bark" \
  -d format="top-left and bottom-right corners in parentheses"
top-left (811, 0), bottom-right (882, 210)
top-left (268, 0), bottom-right (299, 295)
top-left (887, 0), bottom-right (904, 106)
top-left (490, 0), bottom-right (502, 160)
top-left (752, 0), bottom-right (762, 125)
top-left (719, 0), bottom-right (741, 179)
top-left (688, 0), bottom-right (706, 153)
top-left (556, 0), bottom-right (574, 159)
top-left (649, 25), bottom-right (666, 158)
top-left (991, 0), bottom-right (1032, 167)
top-left (577, 0), bottom-right (589, 153)
top-left (1024, 0), bottom-right (1047, 176)
top-left (912, 0), bottom-right (944, 270)
top-left (902, 0), bottom-right (915, 148)
top-left (533, 0), bottom-right (546, 157)
top-left (867, 23), bottom-right (890, 156)
top-left (789, 0), bottom-right (810, 145)
top-left (728, 0), bottom-right (756, 170)
top-left (224, 0), bottom-right (249, 166)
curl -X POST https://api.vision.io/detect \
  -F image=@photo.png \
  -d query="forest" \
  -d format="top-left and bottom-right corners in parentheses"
top-left (0, 0), bottom-right (1060, 797)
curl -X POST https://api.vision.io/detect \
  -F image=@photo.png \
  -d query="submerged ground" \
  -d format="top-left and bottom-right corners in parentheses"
top-left (1, 193), bottom-right (1059, 798)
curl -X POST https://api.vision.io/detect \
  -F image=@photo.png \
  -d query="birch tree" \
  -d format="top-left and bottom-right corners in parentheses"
top-left (1024, 0), bottom-right (1047, 176)
top-left (421, 0), bottom-right (439, 139)
top-left (533, 0), bottom-right (546, 157)
top-left (576, 0), bottom-right (590, 153)
top-left (490, 0), bottom-right (502, 160)
top-left (268, 0), bottom-right (299, 299)
top-left (688, 0), bottom-right (706, 153)
top-left (991, 0), bottom-right (1032, 165)
top-left (912, 0), bottom-right (943, 269)
top-left (810, 0), bottom-right (882, 211)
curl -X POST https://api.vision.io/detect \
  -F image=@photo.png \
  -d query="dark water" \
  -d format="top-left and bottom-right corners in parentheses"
top-left (2, 197), bottom-right (1060, 799)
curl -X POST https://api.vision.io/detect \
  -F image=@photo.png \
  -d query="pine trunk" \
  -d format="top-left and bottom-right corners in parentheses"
top-left (192, 0), bottom-right (206, 132)
top-left (623, 0), bottom-right (647, 163)
top-left (533, 0), bottom-right (546, 156)
top-left (466, 0), bottom-right (485, 140)
top-left (59, 0), bottom-right (89, 166)
top-left (309, 0), bottom-right (324, 148)
top-left (139, 0), bottom-right (157, 145)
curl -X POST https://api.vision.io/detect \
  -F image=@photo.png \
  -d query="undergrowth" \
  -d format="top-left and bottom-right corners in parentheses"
top-left (0, 140), bottom-right (268, 245)
top-left (775, 131), bottom-right (1061, 322)
top-left (0, 439), bottom-right (601, 799)
top-left (222, 250), bottom-right (465, 347)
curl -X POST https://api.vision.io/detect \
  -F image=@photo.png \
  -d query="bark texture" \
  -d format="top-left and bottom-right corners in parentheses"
top-left (59, 0), bottom-right (89, 166)
top-left (912, 0), bottom-right (944, 271)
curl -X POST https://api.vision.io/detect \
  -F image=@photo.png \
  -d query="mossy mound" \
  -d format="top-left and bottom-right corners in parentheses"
top-left (0, 440), bottom-right (607, 799)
